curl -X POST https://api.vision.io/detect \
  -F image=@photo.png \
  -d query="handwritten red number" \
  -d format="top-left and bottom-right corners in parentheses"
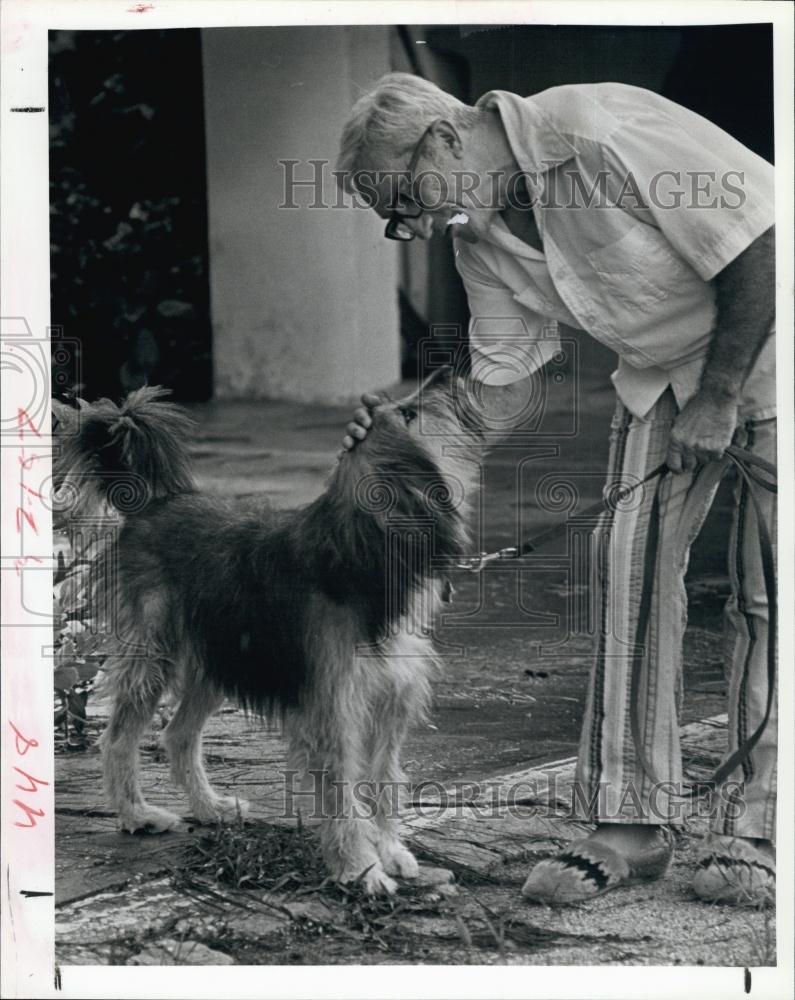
top-left (16, 408), bottom-right (42, 438)
top-left (13, 767), bottom-right (49, 793)
top-left (8, 721), bottom-right (39, 756)
top-left (13, 800), bottom-right (46, 829)
top-left (17, 451), bottom-right (44, 470)
top-left (15, 507), bottom-right (38, 534)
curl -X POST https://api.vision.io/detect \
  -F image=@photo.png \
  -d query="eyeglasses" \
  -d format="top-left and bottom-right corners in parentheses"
top-left (384, 202), bottom-right (424, 241)
top-left (384, 122), bottom-right (435, 241)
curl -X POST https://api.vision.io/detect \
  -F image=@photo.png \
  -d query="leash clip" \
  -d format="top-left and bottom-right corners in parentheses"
top-left (456, 546), bottom-right (518, 573)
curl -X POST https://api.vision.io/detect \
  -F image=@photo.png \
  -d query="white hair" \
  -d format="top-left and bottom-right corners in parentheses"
top-left (336, 72), bottom-right (482, 193)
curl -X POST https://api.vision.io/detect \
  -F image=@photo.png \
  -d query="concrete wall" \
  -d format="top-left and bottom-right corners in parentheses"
top-left (202, 27), bottom-right (400, 403)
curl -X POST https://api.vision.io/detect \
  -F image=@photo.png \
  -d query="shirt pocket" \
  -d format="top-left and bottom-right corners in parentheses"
top-left (586, 226), bottom-right (693, 311)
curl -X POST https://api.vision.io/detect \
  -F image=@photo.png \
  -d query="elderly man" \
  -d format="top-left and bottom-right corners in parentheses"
top-left (337, 73), bottom-right (776, 905)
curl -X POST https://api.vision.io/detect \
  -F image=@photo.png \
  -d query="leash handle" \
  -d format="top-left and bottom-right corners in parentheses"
top-left (630, 446), bottom-right (777, 795)
top-left (709, 449), bottom-right (777, 787)
top-left (725, 444), bottom-right (777, 480)
top-left (629, 474), bottom-right (666, 789)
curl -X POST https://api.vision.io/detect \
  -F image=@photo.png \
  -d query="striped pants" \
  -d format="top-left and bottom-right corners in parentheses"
top-left (573, 389), bottom-right (777, 839)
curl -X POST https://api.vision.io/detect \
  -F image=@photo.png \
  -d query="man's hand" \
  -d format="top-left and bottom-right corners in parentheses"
top-left (667, 226), bottom-right (774, 475)
top-left (666, 392), bottom-right (738, 473)
top-left (341, 392), bottom-right (380, 450)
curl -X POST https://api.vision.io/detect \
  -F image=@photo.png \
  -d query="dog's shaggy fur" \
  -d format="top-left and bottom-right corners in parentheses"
top-left (54, 369), bottom-right (485, 894)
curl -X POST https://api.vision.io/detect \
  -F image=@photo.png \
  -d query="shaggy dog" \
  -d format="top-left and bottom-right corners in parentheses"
top-left (53, 368), bottom-right (485, 894)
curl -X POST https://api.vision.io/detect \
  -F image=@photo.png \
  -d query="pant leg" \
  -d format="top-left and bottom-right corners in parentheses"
top-left (711, 416), bottom-right (777, 840)
top-left (573, 389), bottom-right (727, 825)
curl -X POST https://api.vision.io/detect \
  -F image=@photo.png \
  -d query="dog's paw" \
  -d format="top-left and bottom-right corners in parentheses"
top-left (338, 863), bottom-right (398, 896)
top-left (119, 805), bottom-right (182, 834)
top-left (361, 866), bottom-right (399, 896)
top-left (379, 841), bottom-right (420, 879)
top-left (189, 794), bottom-right (250, 824)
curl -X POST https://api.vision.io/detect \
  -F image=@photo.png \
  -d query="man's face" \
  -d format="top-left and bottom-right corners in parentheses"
top-left (368, 122), bottom-right (501, 244)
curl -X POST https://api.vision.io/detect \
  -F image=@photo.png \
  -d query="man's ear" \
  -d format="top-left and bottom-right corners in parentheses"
top-left (429, 119), bottom-right (463, 159)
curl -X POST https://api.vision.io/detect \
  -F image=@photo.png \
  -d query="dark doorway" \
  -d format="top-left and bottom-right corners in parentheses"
top-left (49, 29), bottom-right (212, 401)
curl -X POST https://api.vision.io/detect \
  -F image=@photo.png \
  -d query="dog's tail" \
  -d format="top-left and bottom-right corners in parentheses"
top-left (54, 385), bottom-right (195, 518)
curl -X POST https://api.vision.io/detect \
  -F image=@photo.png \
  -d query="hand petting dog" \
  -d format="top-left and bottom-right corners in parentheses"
top-left (341, 391), bottom-right (380, 451)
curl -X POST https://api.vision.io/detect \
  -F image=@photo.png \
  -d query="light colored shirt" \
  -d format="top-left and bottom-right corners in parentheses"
top-left (456, 84), bottom-right (775, 420)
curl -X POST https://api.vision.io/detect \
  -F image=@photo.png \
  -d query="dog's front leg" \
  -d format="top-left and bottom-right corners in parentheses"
top-left (371, 760), bottom-right (419, 880)
top-left (368, 688), bottom-right (421, 880)
top-left (318, 758), bottom-right (397, 896)
top-left (292, 710), bottom-right (397, 895)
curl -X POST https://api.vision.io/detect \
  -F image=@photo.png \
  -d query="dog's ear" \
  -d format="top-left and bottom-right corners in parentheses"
top-left (400, 365), bottom-right (455, 407)
top-left (418, 365), bottom-right (454, 392)
top-left (393, 364), bottom-right (463, 418)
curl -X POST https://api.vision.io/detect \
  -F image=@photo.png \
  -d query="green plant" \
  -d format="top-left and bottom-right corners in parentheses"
top-left (53, 532), bottom-right (112, 749)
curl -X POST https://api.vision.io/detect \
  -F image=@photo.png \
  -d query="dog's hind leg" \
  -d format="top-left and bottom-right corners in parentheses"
top-left (163, 679), bottom-right (250, 823)
top-left (102, 656), bottom-right (180, 834)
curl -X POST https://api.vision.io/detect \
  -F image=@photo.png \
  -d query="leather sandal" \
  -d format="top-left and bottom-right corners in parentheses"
top-left (521, 826), bottom-right (675, 905)
top-left (692, 834), bottom-right (775, 906)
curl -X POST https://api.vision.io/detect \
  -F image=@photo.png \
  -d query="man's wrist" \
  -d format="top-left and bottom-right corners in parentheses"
top-left (696, 378), bottom-right (740, 407)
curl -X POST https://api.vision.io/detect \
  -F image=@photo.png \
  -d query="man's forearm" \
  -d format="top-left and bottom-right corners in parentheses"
top-left (700, 226), bottom-right (775, 404)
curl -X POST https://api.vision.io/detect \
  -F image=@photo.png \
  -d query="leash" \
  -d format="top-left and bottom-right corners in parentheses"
top-left (455, 445), bottom-right (777, 793)
top-left (455, 459), bottom-right (670, 573)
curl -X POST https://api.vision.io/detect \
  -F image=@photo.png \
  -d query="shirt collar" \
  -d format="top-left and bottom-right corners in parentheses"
top-left (475, 90), bottom-right (579, 195)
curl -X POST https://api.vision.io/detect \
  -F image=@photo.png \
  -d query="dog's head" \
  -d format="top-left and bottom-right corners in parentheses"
top-left (312, 366), bottom-right (486, 604)
top-left (330, 365), bottom-right (484, 551)
top-left (363, 365), bottom-right (485, 462)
